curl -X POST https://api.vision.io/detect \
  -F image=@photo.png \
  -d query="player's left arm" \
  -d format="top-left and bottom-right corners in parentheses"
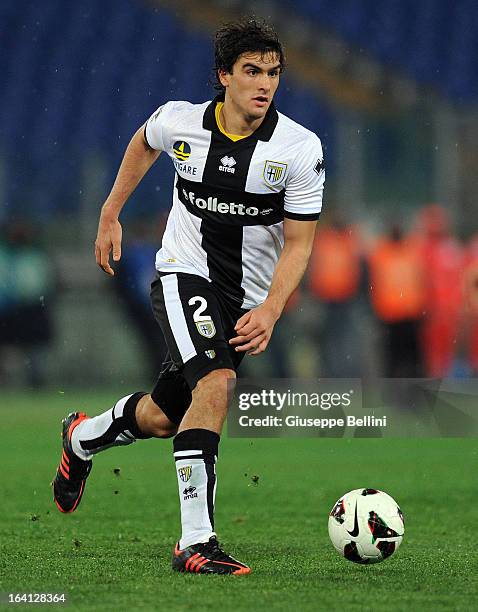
top-left (230, 133), bottom-right (324, 355)
top-left (230, 218), bottom-right (317, 355)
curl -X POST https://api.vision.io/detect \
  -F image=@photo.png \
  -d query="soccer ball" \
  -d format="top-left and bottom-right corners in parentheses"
top-left (328, 488), bottom-right (404, 564)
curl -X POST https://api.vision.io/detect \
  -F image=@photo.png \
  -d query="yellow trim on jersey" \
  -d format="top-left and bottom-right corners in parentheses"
top-left (215, 102), bottom-right (247, 142)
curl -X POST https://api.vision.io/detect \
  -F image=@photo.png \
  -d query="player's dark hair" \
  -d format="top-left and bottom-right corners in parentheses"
top-left (213, 18), bottom-right (285, 92)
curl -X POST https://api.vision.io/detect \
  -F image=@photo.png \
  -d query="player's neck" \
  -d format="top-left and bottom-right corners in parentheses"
top-left (220, 97), bottom-right (266, 138)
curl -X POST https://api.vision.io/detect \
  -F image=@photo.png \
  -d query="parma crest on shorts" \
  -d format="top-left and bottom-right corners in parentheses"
top-left (196, 319), bottom-right (216, 338)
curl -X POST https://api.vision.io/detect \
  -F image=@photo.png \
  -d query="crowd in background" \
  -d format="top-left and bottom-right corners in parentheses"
top-left (307, 204), bottom-right (475, 380)
top-left (2, 203), bottom-right (476, 386)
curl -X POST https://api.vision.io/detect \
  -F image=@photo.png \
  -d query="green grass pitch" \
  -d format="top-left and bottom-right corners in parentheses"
top-left (0, 391), bottom-right (476, 611)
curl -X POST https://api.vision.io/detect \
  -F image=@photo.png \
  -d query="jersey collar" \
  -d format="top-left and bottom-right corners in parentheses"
top-left (203, 94), bottom-right (278, 142)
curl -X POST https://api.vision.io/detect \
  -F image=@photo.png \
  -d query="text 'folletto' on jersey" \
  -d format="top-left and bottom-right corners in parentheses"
top-left (144, 95), bottom-right (325, 309)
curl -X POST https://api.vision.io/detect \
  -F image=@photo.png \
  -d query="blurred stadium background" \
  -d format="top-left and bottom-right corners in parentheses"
top-left (1, 0), bottom-right (478, 390)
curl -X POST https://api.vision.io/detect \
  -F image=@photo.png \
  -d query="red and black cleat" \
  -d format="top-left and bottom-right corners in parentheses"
top-left (52, 412), bottom-right (92, 513)
top-left (172, 536), bottom-right (251, 575)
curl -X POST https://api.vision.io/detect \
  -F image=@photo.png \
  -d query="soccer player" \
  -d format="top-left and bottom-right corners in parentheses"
top-left (52, 19), bottom-right (325, 575)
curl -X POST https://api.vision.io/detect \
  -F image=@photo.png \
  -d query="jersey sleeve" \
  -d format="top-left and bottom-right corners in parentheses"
top-left (283, 134), bottom-right (325, 221)
top-left (144, 101), bottom-right (177, 152)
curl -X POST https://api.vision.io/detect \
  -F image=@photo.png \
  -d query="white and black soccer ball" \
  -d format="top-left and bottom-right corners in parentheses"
top-left (328, 488), bottom-right (404, 564)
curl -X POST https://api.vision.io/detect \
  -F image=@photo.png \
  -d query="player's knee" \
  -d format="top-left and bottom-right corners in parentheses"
top-left (197, 367), bottom-right (236, 388)
top-left (194, 368), bottom-right (236, 408)
top-left (138, 394), bottom-right (178, 438)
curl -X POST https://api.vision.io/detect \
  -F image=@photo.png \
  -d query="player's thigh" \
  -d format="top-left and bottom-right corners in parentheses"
top-left (150, 356), bottom-right (192, 427)
top-left (215, 290), bottom-right (249, 372)
top-left (150, 272), bottom-right (236, 390)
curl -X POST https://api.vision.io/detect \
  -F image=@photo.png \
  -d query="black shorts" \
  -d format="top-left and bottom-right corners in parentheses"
top-left (150, 271), bottom-right (248, 425)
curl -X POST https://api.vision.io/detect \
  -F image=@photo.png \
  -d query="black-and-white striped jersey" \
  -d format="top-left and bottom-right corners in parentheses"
top-left (144, 95), bottom-right (325, 309)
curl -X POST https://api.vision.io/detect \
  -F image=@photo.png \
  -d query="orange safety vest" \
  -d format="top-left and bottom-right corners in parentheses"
top-left (368, 238), bottom-right (426, 322)
top-left (308, 227), bottom-right (361, 302)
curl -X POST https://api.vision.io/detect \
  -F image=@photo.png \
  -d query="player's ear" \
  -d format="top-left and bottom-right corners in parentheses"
top-left (218, 69), bottom-right (230, 88)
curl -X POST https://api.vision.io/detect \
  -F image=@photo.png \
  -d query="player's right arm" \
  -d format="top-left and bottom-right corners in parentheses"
top-left (95, 125), bottom-right (161, 275)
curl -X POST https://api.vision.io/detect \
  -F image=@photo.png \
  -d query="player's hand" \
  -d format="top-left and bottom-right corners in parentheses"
top-left (94, 209), bottom-right (122, 276)
top-left (229, 303), bottom-right (280, 356)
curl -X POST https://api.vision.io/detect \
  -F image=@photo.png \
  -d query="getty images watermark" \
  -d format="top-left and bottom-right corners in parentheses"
top-left (236, 386), bottom-right (372, 429)
top-left (228, 379), bottom-right (363, 438)
top-left (227, 379), bottom-right (478, 438)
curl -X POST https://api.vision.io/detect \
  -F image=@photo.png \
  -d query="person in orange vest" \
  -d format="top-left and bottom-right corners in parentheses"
top-left (414, 205), bottom-right (464, 377)
top-left (308, 214), bottom-right (363, 377)
top-left (368, 224), bottom-right (426, 377)
top-left (463, 234), bottom-right (478, 374)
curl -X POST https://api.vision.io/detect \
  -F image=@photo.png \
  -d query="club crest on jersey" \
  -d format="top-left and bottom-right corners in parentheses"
top-left (263, 160), bottom-right (287, 187)
top-left (178, 466), bottom-right (192, 482)
top-left (173, 141), bottom-right (191, 161)
top-left (196, 319), bottom-right (216, 338)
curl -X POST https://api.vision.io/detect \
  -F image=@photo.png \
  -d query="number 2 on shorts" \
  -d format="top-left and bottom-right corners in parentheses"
top-left (188, 296), bottom-right (217, 338)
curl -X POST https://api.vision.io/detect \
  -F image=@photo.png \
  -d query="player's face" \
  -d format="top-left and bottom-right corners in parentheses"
top-left (220, 52), bottom-right (281, 121)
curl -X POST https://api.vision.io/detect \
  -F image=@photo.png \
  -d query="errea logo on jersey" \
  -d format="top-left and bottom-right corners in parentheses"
top-left (219, 156), bottom-right (236, 174)
top-left (182, 189), bottom-right (259, 217)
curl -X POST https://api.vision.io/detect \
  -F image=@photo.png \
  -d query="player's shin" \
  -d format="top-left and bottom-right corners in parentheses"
top-left (71, 392), bottom-right (152, 460)
top-left (173, 428), bottom-right (219, 549)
